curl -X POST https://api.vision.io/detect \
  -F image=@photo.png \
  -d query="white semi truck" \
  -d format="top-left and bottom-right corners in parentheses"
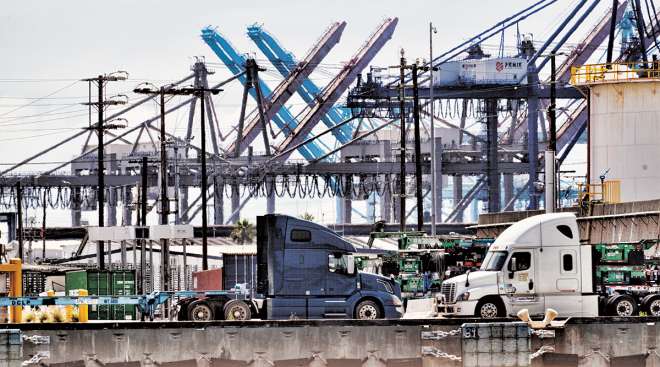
top-left (439, 212), bottom-right (660, 318)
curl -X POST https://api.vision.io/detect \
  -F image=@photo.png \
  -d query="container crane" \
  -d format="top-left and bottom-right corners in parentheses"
top-left (276, 18), bottom-right (399, 160)
top-left (227, 21), bottom-right (347, 156)
top-left (201, 27), bottom-right (324, 160)
top-left (247, 23), bottom-right (353, 143)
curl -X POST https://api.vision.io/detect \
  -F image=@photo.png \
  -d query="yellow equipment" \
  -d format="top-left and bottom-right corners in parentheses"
top-left (0, 259), bottom-right (22, 323)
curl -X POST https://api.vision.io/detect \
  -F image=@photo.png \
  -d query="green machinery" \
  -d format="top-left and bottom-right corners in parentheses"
top-left (592, 240), bottom-right (660, 286)
top-left (363, 230), bottom-right (492, 299)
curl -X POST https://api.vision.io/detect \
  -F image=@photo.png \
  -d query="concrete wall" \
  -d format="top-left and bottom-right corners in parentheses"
top-left (590, 80), bottom-right (660, 202)
top-left (9, 318), bottom-right (660, 366)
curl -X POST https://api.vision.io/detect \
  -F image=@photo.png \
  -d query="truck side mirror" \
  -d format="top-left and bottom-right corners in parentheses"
top-left (509, 257), bottom-right (517, 279)
top-left (347, 255), bottom-right (355, 275)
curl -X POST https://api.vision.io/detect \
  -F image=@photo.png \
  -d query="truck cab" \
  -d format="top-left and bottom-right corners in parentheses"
top-left (257, 214), bottom-right (403, 320)
top-left (440, 212), bottom-right (599, 318)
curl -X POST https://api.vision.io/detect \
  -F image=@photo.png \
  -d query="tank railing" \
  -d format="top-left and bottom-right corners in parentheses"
top-left (577, 180), bottom-right (621, 208)
top-left (570, 61), bottom-right (660, 85)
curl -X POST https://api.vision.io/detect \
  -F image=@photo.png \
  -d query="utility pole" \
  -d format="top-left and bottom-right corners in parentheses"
top-left (41, 189), bottom-right (46, 260)
top-left (398, 49), bottom-right (407, 232)
top-left (158, 68), bottom-right (222, 270)
top-left (429, 22), bottom-right (438, 234)
top-left (140, 156), bottom-right (148, 294)
top-left (15, 182), bottom-right (23, 262)
top-left (82, 72), bottom-right (128, 270)
top-left (134, 83), bottom-right (184, 295)
top-left (411, 63), bottom-right (424, 231)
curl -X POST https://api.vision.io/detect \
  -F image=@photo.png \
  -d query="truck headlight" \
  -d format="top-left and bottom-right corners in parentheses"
top-left (456, 292), bottom-right (470, 301)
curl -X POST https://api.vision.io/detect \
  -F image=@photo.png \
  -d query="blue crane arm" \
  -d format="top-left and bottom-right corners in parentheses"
top-left (247, 24), bottom-right (353, 143)
top-left (276, 18), bottom-right (398, 160)
top-left (201, 27), bottom-right (324, 159)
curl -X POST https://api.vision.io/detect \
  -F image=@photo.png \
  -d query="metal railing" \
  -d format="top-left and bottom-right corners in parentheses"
top-left (570, 62), bottom-right (660, 85)
top-left (577, 180), bottom-right (621, 207)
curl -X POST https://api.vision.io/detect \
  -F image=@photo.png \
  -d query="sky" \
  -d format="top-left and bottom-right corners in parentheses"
top-left (0, 0), bottom-right (602, 229)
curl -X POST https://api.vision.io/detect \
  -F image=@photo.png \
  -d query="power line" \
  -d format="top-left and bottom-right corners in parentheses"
top-left (0, 80), bottom-right (80, 118)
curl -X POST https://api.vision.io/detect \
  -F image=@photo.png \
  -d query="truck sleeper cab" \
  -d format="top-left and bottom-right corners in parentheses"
top-left (258, 215), bottom-right (403, 320)
top-left (440, 213), bottom-right (600, 318)
top-left (177, 215), bottom-right (403, 321)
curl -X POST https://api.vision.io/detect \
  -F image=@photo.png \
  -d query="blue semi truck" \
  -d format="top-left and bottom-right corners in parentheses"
top-left (177, 214), bottom-right (404, 321)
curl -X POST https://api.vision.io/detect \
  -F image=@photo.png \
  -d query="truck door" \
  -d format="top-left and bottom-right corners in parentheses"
top-left (314, 252), bottom-right (357, 318)
top-left (505, 250), bottom-right (544, 316)
top-left (275, 249), bottom-right (326, 319)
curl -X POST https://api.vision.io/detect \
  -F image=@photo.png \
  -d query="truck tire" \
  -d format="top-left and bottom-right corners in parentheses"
top-left (355, 300), bottom-right (382, 320)
top-left (475, 298), bottom-right (505, 318)
top-left (224, 300), bottom-right (252, 321)
top-left (188, 301), bottom-right (214, 321)
top-left (642, 295), bottom-right (660, 316)
top-left (606, 295), bottom-right (638, 317)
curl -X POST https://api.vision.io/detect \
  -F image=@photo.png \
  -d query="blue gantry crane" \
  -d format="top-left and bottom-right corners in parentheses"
top-left (276, 18), bottom-right (398, 160)
top-left (227, 21), bottom-right (347, 156)
top-left (201, 27), bottom-right (324, 160)
top-left (247, 23), bottom-right (353, 143)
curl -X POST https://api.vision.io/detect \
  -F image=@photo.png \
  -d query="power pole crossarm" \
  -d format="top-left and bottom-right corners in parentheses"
top-left (81, 71), bottom-right (128, 270)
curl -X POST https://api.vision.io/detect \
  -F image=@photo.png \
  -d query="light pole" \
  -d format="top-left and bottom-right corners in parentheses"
top-left (429, 22), bottom-right (438, 234)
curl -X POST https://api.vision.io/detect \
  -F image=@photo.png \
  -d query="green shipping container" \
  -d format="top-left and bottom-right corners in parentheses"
top-left (65, 270), bottom-right (136, 321)
top-left (111, 271), bottom-right (136, 321)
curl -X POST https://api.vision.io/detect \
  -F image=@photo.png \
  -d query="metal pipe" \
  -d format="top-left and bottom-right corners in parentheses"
top-left (549, 53), bottom-right (557, 151)
top-left (545, 150), bottom-right (556, 213)
top-left (607, 0), bottom-right (619, 64)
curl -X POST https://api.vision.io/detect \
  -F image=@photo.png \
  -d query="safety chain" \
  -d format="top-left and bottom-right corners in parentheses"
top-left (421, 346), bottom-right (462, 362)
top-left (421, 328), bottom-right (463, 361)
top-left (529, 345), bottom-right (555, 361)
top-left (22, 351), bottom-right (50, 366)
top-left (22, 335), bottom-right (50, 345)
top-left (421, 328), bottom-right (462, 340)
top-left (580, 349), bottom-right (610, 363)
top-left (530, 329), bottom-right (556, 339)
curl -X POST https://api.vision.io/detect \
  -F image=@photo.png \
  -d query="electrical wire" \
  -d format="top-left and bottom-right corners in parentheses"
top-left (0, 80), bottom-right (80, 117)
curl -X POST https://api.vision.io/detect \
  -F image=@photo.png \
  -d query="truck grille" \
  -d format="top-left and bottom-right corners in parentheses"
top-left (441, 283), bottom-right (456, 303)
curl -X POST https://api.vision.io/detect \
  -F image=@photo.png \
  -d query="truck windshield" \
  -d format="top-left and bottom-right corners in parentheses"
top-left (481, 251), bottom-right (508, 271)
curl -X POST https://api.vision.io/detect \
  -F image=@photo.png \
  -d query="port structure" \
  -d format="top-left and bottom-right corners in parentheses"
top-left (1, 1), bottom-right (660, 249)
top-left (247, 23), bottom-right (354, 144)
top-left (225, 21), bottom-right (348, 156)
top-left (201, 26), bottom-right (325, 160)
top-left (346, 0), bottom-right (660, 221)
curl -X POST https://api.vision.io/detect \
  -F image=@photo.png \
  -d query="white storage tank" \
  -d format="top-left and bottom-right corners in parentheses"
top-left (588, 79), bottom-right (660, 201)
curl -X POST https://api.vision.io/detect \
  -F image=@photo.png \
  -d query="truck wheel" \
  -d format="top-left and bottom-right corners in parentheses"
top-left (642, 295), bottom-right (660, 316)
top-left (475, 298), bottom-right (504, 319)
top-left (607, 295), bottom-right (638, 317)
top-left (224, 300), bottom-right (251, 321)
top-left (355, 300), bottom-right (382, 320)
top-left (188, 301), bottom-right (214, 321)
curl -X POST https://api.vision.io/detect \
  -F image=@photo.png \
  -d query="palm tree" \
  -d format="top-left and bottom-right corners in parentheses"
top-left (230, 219), bottom-right (256, 245)
top-left (300, 212), bottom-right (315, 221)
